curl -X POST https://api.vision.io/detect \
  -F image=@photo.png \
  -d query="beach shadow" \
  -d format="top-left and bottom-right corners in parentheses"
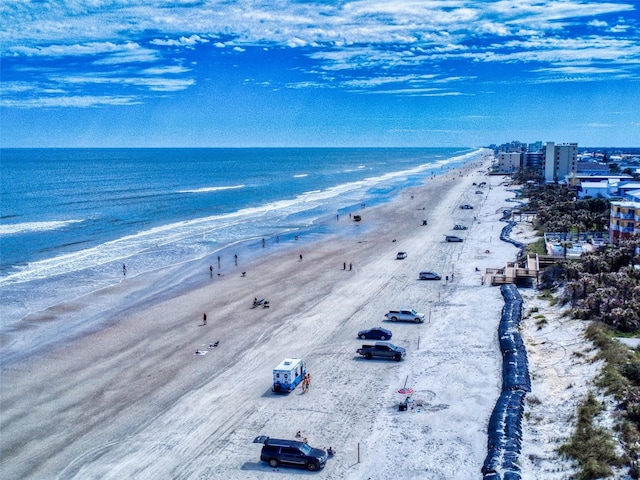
top-left (352, 356), bottom-right (403, 363)
top-left (240, 461), bottom-right (321, 474)
top-left (239, 461), bottom-right (266, 471)
top-left (260, 387), bottom-right (294, 398)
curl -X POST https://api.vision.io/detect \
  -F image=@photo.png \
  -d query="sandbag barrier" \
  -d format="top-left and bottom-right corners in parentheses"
top-left (499, 213), bottom-right (526, 250)
top-left (481, 284), bottom-right (531, 479)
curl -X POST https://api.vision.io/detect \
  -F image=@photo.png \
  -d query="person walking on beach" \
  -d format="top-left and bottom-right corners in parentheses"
top-left (203, 313), bottom-right (207, 325)
top-left (122, 264), bottom-right (126, 276)
top-left (210, 265), bottom-right (213, 277)
top-left (234, 254), bottom-right (238, 266)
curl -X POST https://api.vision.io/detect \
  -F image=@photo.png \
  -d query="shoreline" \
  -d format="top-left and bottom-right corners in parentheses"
top-left (1, 153), bottom-right (526, 479)
top-left (0, 152), bottom-right (483, 365)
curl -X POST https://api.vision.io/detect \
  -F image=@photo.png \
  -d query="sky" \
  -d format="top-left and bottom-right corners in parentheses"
top-left (1, 0), bottom-right (639, 148)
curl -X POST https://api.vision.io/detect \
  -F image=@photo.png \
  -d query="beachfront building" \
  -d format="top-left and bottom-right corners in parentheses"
top-left (544, 232), bottom-right (608, 257)
top-left (577, 181), bottom-right (614, 199)
top-left (544, 142), bottom-right (578, 184)
top-left (576, 160), bottom-right (610, 176)
top-left (619, 183), bottom-right (640, 200)
top-left (497, 140), bottom-right (526, 153)
top-left (610, 200), bottom-right (640, 243)
top-left (497, 152), bottom-right (522, 174)
top-left (528, 141), bottom-right (543, 153)
top-left (524, 151), bottom-right (544, 171)
top-left (570, 174), bottom-right (634, 198)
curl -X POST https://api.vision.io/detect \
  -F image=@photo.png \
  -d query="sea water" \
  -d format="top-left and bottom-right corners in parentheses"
top-left (0, 147), bottom-right (482, 355)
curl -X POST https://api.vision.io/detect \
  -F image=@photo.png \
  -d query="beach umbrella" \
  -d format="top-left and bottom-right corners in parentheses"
top-left (397, 375), bottom-right (413, 395)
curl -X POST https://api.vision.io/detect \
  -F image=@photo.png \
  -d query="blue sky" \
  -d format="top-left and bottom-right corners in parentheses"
top-left (1, 0), bottom-right (639, 148)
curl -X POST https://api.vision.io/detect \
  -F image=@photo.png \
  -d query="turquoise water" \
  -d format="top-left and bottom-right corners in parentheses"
top-left (0, 147), bottom-right (481, 331)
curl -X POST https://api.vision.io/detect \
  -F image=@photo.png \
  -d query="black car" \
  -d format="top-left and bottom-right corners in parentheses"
top-left (445, 235), bottom-right (463, 242)
top-left (254, 436), bottom-right (328, 471)
top-left (459, 204), bottom-right (474, 209)
top-left (358, 327), bottom-right (393, 340)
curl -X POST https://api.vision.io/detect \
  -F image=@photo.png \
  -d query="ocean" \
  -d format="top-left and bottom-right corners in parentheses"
top-left (0, 147), bottom-right (482, 356)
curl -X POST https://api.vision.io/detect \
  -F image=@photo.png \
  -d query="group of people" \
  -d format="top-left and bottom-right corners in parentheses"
top-left (252, 298), bottom-right (270, 308)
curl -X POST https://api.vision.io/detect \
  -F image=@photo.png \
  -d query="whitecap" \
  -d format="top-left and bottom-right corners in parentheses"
top-left (0, 220), bottom-right (84, 236)
top-left (178, 185), bottom-right (245, 194)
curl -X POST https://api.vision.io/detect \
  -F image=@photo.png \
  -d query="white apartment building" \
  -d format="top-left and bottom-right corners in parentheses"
top-left (544, 142), bottom-right (578, 183)
top-left (497, 152), bottom-right (522, 173)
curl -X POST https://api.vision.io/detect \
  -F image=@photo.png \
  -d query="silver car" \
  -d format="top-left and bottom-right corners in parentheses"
top-left (419, 271), bottom-right (441, 280)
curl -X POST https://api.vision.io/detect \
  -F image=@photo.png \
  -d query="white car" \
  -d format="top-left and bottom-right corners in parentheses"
top-left (385, 309), bottom-right (425, 323)
top-left (396, 251), bottom-right (407, 259)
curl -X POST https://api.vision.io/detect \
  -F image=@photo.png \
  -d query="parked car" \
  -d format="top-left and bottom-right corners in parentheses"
top-left (254, 436), bottom-right (328, 471)
top-left (475, 190), bottom-right (483, 194)
top-left (453, 224), bottom-right (468, 230)
top-left (385, 309), bottom-right (425, 323)
top-left (459, 204), bottom-right (474, 209)
top-left (358, 327), bottom-right (393, 340)
top-left (446, 235), bottom-right (463, 242)
top-left (396, 251), bottom-right (407, 259)
top-left (419, 271), bottom-right (441, 280)
top-left (356, 342), bottom-right (406, 361)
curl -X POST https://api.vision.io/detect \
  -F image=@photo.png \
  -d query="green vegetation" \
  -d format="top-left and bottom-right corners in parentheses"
top-left (514, 180), bottom-right (640, 478)
top-left (526, 237), bottom-right (547, 255)
top-left (557, 392), bottom-right (624, 479)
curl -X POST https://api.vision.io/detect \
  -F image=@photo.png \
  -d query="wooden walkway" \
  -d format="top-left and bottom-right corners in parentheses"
top-left (486, 253), bottom-right (541, 286)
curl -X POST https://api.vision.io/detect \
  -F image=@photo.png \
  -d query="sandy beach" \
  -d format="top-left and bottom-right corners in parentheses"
top-left (1, 156), bottom-right (590, 479)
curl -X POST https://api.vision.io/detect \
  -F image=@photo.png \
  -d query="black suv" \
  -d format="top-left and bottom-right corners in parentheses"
top-left (254, 436), bottom-right (328, 471)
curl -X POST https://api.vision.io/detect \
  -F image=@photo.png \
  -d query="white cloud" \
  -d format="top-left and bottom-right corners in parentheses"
top-left (8, 42), bottom-right (130, 58)
top-left (1, 95), bottom-right (141, 108)
top-left (588, 20), bottom-right (608, 28)
top-left (141, 66), bottom-right (191, 75)
top-left (54, 74), bottom-right (195, 92)
top-left (150, 35), bottom-right (209, 47)
top-left (1, 0), bottom-right (638, 103)
top-left (610, 23), bottom-right (630, 33)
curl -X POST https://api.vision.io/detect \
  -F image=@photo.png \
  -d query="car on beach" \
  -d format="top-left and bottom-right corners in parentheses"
top-left (445, 235), bottom-right (463, 242)
top-left (254, 436), bottom-right (328, 471)
top-left (358, 327), bottom-right (393, 340)
top-left (459, 204), bottom-right (474, 209)
top-left (453, 224), bottom-right (468, 230)
top-left (396, 251), bottom-right (407, 259)
top-left (419, 271), bottom-right (441, 280)
top-left (356, 342), bottom-right (406, 361)
top-left (385, 309), bottom-right (425, 323)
